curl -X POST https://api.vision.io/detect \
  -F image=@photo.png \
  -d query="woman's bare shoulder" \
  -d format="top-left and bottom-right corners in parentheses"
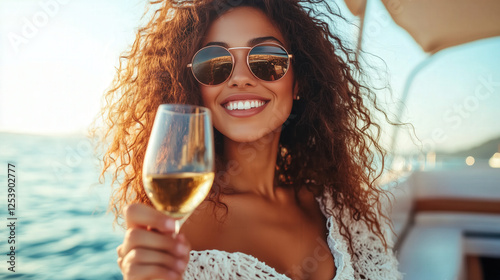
top-left (180, 201), bottom-right (221, 249)
top-left (179, 196), bottom-right (248, 250)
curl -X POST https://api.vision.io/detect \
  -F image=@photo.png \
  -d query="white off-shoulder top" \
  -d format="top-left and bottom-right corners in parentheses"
top-left (183, 195), bottom-right (402, 280)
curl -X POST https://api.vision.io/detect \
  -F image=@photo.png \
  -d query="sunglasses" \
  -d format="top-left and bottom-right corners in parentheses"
top-left (187, 43), bottom-right (293, 86)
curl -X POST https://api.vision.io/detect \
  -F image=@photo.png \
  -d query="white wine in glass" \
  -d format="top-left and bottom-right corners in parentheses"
top-left (143, 104), bottom-right (215, 234)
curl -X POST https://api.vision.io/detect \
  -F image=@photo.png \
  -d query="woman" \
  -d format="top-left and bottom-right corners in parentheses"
top-left (96, 0), bottom-right (402, 279)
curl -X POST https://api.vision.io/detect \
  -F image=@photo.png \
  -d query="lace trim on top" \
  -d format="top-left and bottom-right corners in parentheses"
top-left (185, 249), bottom-right (293, 280)
top-left (183, 195), bottom-right (401, 280)
top-left (183, 197), bottom-right (345, 280)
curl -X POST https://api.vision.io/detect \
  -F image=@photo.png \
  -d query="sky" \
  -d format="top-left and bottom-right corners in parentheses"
top-left (1, 0), bottom-right (499, 153)
top-left (0, 0), bottom-right (146, 134)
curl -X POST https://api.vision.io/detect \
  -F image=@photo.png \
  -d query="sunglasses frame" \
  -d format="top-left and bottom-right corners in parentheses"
top-left (187, 42), bottom-right (293, 86)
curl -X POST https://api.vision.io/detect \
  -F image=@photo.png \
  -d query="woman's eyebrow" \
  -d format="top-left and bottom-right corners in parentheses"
top-left (248, 36), bottom-right (284, 46)
top-left (204, 41), bottom-right (229, 48)
top-left (203, 36), bottom-right (285, 48)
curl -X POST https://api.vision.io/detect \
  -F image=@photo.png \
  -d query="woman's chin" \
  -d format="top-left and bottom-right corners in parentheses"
top-left (221, 127), bottom-right (282, 145)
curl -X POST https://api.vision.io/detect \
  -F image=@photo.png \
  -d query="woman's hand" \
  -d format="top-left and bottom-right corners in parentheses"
top-left (117, 204), bottom-right (190, 280)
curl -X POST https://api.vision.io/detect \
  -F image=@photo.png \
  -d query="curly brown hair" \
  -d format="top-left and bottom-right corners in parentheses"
top-left (93, 0), bottom-right (395, 253)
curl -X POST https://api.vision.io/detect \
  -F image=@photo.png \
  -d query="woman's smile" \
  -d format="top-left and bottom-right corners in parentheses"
top-left (220, 93), bottom-right (270, 117)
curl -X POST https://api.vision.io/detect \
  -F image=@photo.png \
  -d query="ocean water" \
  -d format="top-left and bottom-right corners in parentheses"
top-left (0, 132), bottom-right (124, 279)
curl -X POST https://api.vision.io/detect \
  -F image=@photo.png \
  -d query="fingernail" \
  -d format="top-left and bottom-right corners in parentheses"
top-left (165, 219), bottom-right (175, 231)
top-left (176, 260), bottom-right (187, 271)
top-left (177, 243), bottom-right (189, 255)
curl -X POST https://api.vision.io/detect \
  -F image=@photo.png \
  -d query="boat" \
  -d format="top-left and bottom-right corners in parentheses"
top-left (343, 0), bottom-right (500, 278)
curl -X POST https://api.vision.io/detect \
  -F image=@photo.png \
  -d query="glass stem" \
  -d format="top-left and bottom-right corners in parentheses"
top-left (174, 219), bottom-right (181, 236)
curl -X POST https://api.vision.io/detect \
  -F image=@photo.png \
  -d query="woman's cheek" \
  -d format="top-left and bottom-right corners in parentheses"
top-left (200, 86), bottom-right (224, 130)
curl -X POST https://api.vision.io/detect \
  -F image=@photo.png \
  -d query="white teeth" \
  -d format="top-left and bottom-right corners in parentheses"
top-left (224, 100), bottom-right (267, 111)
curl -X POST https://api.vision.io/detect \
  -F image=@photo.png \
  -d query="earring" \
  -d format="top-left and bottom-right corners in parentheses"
top-left (294, 95), bottom-right (300, 100)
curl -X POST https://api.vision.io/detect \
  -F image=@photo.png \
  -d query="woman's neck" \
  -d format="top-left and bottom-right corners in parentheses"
top-left (221, 129), bottom-right (283, 200)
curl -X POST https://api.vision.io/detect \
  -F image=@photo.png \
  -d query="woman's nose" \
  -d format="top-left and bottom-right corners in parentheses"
top-left (226, 52), bottom-right (257, 88)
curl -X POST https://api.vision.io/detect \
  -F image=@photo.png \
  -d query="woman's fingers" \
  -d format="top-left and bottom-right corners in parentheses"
top-left (121, 228), bottom-right (190, 258)
top-left (124, 204), bottom-right (176, 233)
top-left (122, 248), bottom-right (188, 273)
top-left (118, 231), bottom-right (190, 279)
top-left (118, 203), bottom-right (191, 280)
top-left (117, 244), bottom-right (124, 258)
top-left (123, 262), bottom-right (182, 280)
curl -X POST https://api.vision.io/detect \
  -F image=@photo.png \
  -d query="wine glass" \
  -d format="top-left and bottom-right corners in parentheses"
top-left (142, 104), bottom-right (215, 235)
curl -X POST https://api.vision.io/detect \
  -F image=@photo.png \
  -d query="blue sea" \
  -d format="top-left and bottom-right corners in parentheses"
top-left (0, 132), bottom-right (124, 279)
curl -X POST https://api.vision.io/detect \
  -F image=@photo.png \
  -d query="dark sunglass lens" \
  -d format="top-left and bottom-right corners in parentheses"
top-left (192, 47), bottom-right (232, 85)
top-left (248, 45), bottom-right (289, 81)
